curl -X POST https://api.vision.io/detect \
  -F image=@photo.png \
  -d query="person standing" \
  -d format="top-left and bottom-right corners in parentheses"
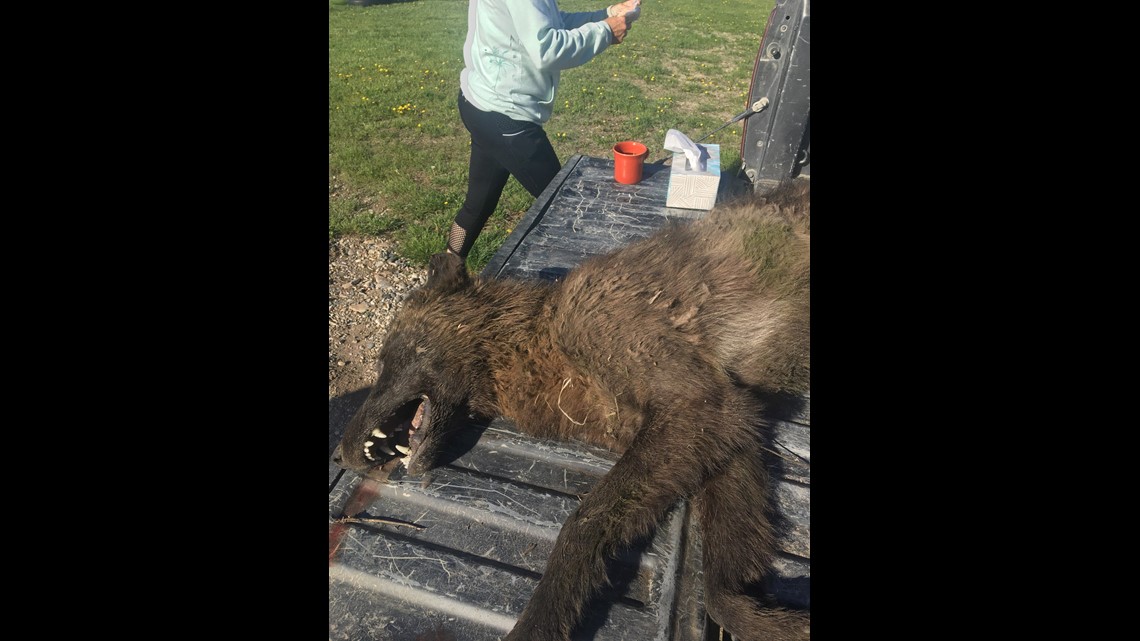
top-left (446, 0), bottom-right (642, 260)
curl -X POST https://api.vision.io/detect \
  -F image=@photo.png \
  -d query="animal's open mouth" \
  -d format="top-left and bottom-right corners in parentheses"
top-left (363, 394), bottom-right (430, 467)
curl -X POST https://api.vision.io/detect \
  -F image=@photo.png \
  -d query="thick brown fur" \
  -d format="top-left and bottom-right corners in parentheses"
top-left (333, 180), bottom-right (810, 641)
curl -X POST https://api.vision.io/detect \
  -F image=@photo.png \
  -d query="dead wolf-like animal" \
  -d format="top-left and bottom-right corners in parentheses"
top-left (333, 180), bottom-right (810, 641)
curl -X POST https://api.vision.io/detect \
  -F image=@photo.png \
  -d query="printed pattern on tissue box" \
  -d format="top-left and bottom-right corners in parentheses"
top-left (666, 144), bottom-right (720, 211)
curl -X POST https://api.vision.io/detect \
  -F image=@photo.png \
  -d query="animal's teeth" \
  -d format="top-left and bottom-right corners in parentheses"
top-left (364, 440), bottom-right (374, 447)
top-left (372, 428), bottom-right (387, 438)
top-left (364, 450), bottom-right (375, 461)
top-left (395, 444), bottom-right (410, 455)
top-left (380, 444), bottom-right (397, 456)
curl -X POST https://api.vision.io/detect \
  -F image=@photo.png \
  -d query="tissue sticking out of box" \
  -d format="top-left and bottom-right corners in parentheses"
top-left (664, 129), bottom-right (709, 172)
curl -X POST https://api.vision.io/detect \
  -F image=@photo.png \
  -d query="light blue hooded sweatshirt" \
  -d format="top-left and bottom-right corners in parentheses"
top-left (460, 0), bottom-right (614, 125)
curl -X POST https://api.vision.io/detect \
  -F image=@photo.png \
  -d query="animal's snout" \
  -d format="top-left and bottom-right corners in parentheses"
top-left (331, 443), bottom-right (345, 467)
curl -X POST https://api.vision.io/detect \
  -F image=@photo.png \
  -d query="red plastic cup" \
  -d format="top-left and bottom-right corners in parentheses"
top-left (613, 141), bottom-right (649, 184)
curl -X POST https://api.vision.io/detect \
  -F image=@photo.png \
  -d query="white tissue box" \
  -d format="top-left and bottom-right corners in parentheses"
top-left (666, 144), bottom-right (720, 210)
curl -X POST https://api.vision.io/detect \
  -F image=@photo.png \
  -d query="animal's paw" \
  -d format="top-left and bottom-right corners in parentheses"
top-left (503, 632), bottom-right (566, 641)
top-left (503, 618), bottom-right (568, 641)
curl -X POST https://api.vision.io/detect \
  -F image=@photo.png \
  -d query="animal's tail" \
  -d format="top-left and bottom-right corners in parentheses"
top-left (707, 592), bottom-right (810, 641)
top-left (697, 443), bottom-right (810, 641)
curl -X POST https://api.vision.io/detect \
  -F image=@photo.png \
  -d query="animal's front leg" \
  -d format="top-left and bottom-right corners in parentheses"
top-left (504, 408), bottom-right (729, 641)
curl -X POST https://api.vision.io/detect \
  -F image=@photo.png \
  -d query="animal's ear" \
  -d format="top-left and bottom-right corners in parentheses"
top-left (426, 251), bottom-right (471, 293)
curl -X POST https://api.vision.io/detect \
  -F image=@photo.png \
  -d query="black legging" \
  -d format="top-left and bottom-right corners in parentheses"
top-left (448, 92), bottom-right (562, 258)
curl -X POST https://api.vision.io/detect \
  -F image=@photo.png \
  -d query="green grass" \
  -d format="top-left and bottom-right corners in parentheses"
top-left (329, 0), bottom-right (776, 271)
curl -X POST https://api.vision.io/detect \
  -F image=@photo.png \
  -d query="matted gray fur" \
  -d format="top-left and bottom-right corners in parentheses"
top-left (333, 179), bottom-right (810, 641)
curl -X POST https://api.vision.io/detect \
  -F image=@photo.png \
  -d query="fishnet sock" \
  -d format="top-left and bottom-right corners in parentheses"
top-left (447, 222), bottom-right (468, 257)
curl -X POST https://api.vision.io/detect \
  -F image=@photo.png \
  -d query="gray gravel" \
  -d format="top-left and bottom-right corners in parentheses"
top-left (328, 235), bottom-right (427, 399)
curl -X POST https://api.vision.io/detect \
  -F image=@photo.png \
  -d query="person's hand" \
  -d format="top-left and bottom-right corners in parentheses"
top-left (610, 0), bottom-right (641, 23)
top-left (605, 14), bottom-right (629, 44)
